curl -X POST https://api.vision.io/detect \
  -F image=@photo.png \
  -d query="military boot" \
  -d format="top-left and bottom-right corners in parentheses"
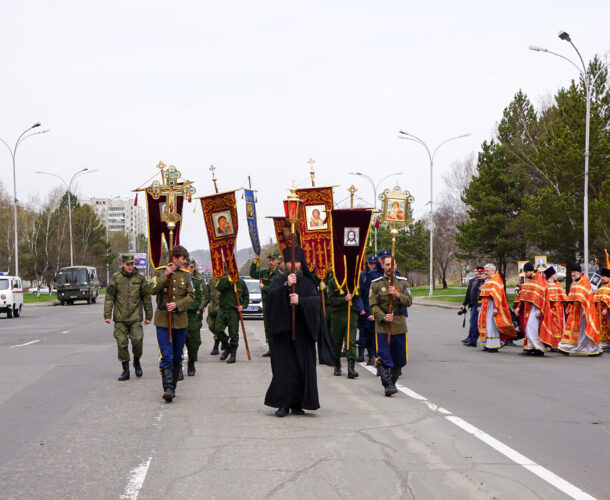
top-left (178, 364), bottom-right (184, 381)
top-left (162, 368), bottom-right (174, 402)
top-left (379, 365), bottom-right (397, 397)
top-left (172, 364), bottom-right (181, 395)
top-left (333, 358), bottom-right (342, 376)
top-left (347, 359), bottom-right (359, 379)
top-left (367, 350), bottom-right (375, 366)
top-left (118, 361), bottom-right (130, 381)
top-left (133, 357), bottom-right (143, 378)
top-left (187, 358), bottom-right (196, 376)
top-left (210, 340), bottom-right (220, 355)
top-left (226, 345), bottom-right (237, 364)
top-left (357, 347), bottom-right (365, 362)
top-left (219, 342), bottom-right (231, 361)
top-left (390, 366), bottom-right (402, 385)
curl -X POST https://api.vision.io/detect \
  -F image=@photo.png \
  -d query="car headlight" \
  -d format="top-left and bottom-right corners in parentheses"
top-left (0, 294), bottom-right (5, 300)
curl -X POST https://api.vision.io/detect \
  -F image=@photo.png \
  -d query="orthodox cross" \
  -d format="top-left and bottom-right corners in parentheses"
top-left (307, 158), bottom-right (316, 187)
top-left (348, 185), bottom-right (357, 209)
top-left (209, 164), bottom-right (218, 193)
top-left (147, 164), bottom-right (196, 228)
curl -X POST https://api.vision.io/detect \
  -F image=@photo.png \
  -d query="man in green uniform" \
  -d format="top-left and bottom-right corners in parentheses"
top-left (326, 274), bottom-right (363, 379)
top-left (185, 259), bottom-right (204, 376)
top-left (203, 274), bottom-right (224, 355)
top-left (104, 253), bottom-right (153, 381)
top-left (150, 245), bottom-right (195, 403)
top-left (215, 275), bottom-right (249, 364)
top-left (370, 255), bottom-right (413, 397)
top-left (249, 251), bottom-right (282, 356)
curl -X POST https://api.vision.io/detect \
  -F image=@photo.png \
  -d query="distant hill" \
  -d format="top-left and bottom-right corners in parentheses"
top-left (191, 248), bottom-right (255, 270)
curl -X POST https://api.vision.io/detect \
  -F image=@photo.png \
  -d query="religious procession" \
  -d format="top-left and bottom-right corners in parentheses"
top-left (103, 161), bottom-right (417, 413)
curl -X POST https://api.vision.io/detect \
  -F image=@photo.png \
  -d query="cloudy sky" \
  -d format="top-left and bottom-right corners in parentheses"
top-left (2, 1), bottom-right (609, 253)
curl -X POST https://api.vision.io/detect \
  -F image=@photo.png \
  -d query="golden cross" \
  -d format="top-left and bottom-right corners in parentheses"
top-left (210, 165), bottom-right (218, 193)
top-left (307, 158), bottom-right (316, 187)
top-left (147, 164), bottom-right (196, 229)
top-left (348, 185), bottom-right (357, 209)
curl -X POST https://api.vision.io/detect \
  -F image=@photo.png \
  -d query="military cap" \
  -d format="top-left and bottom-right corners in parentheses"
top-left (366, 255), bottom-right (377, 264)
top-left (188, 258), bottom-right (197, 266)
top-left (121, 253), bottom-right (135, 263)
top-left (378, 249), bottom-right (391, 258)
top-left (268, 251), bottom-right (282, 260)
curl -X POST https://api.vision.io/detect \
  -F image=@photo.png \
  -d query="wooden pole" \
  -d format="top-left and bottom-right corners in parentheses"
top-left (234, 282), bottom-right (251, 360)
top-left (167, 228), bottom-right (174, 343)
top-left (291, 231), bottom-right (296, 341)
top-left (387, 229), bottom-right (397, 345)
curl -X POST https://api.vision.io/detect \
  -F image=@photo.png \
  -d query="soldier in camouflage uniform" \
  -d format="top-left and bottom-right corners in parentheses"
top-left (150, 245), bottom-right (195, 403)
top-left (185, 259), bottom-right (204, 376)
top-left (326, 274), bottom-right (363, 379)
top-left (249, 251), bottom-right (282, 356)
top-left (104, 253), bottom-right (153, 381)
top-left (204, 274), bottom-right (224, 355)
top-left (369, 255), bottom-right (413, 397)
top-left (215, 275), bottom-right (249, 364)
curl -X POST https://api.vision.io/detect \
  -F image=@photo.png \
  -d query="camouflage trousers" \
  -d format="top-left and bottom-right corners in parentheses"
top-left (113, 321), bottom-right (143, 363)
top-left (330, 311), bottom-right (358, 361)
top-left (206, 312), bottom-right (217, 340)
top-left (186, 313), bottom-right (202, 360)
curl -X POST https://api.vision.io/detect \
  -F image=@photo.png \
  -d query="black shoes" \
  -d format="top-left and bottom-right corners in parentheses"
top-left (219, 343), bottom-right (230, 361)
top-left (333, 359), bottom-right (341, 376)
top-left (118, 361), bottom-right (130, 381)
top-left (262, 350), bottom-right (271, 357)
top-left (227, 346), bottom-right (237, 364)
top-left (178, 365), bottom-right (184, 380)
top-left (187, 359), bottom-right (196, 376)
top-left (347, 359), bottom-right (359, 379)
top-left (357, 347), bottom-right (365, 362)
top-left (210, 340), bottom-right (220, 355)
top-left (133, 357), bottom-right (143, 378)
top-left (464, 342), bottom-right (477, 347)
top-left (162, 368), bottom-right (174, 402)
top-left (290, 407), bottom-right (305, 415)
top-left (275, 407), bottom-right (289, 418)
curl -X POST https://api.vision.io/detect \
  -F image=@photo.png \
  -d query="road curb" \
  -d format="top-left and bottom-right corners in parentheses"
top-left (24, 296), bottom-right (105, 307)
top-left (412, 298), bottom-right (461, 310)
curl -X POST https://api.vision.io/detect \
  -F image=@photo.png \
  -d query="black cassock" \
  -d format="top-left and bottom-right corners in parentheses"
top-left (264, 272), bottom-right (330, 411)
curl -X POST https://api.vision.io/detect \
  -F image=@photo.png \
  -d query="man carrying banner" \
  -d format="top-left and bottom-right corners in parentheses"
top-left (250, 251), bottom-right (283, 357)
top-left (326, 276), bottom-right (363, 379)
top-left (514, 263), bottom-right (550, 356)
top-left (595, 268), bottom-right (610, 351)
top-left (150, 245), bottom-right (195, 402)
top-left (370, 255), bottom-right (412, 396)
top-left (558, 264), bottom-right (602, 356)
top-left (215, 275), bottom-right (249, 363)
top-left (185, 259), bottom-right (204, 376)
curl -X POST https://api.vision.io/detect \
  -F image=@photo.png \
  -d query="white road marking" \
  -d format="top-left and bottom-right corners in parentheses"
top-left (61, 330), bottom-right (70, 334)
top-left (359, 362), bottom-right (595, 499)
top-left (9, 340), bottom-right (40, 348)
top-left (120, 456), bottom-right (152, 500)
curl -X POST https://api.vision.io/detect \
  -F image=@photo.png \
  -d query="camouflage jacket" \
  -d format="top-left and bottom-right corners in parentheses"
top-left (202, 276), bottom-right (220, 316)
top-left (217, 276), bottom-right (249, 310)
top-left (150, 267), bottom-right (195, 329)
top-left (188, 274), bottom-right (204, 315)
top-left (369, 275), bottom-right (412, 334)
top-left (104, 269), bottom-right (153, 323)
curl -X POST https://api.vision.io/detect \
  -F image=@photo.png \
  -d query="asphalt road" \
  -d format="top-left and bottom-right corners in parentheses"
top-left (0, 301), bottom-right (608, 499)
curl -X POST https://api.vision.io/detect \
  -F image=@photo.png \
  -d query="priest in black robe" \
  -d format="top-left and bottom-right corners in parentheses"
top-left (264, 246), bottom-right (329, 417)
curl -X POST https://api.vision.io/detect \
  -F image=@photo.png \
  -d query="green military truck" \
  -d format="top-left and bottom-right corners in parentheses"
top-left (54, 266), bottom-right (100, 305)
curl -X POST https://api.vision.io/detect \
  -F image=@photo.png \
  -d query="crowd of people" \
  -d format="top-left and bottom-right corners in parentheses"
top-left (460, 262), bottom-right (610, 356)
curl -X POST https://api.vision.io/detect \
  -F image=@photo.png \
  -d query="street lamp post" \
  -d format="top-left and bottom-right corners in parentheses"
top-left (529, 31), bottom-right (603, 275)
top-left (35, 168), bottom-right (93, 266)
top-left (0, 123), bottom-right (49, 276)
top-left (398, 131), bottom-right (470, 297)
top-left (348, 171), bottom-right (404, 252)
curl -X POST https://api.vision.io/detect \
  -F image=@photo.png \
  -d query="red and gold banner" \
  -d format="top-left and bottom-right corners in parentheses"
top-left (562, 275), bottom-right (600, 345)
top-left (145, 190), bottom-right (184, 269)
top-left (270, 216), bottom-right (299, 253)
top-left (296, 186), bottom-right (333, 279)
top-left (330, 209), bottom-right (373, 294)
top-left (200, 191), bottom-right (239, 281)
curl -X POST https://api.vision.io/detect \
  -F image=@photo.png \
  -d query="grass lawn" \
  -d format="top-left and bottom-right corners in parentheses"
top-left (410, 286), bottom-right (466, 297)
top-left (24, 294), bottom-right (58, 303)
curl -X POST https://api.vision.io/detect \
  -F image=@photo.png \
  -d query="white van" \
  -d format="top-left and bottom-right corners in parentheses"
top-left (0, 274), bottom-right (23, 318)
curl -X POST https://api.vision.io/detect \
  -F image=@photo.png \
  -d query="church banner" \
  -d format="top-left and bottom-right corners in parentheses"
top-left (244, 189), bottom-right (261, 256)
top-left (200, 191), bottom-right (239, 281)
top-left (145, 189), bottom-right (184, 269)
top-left (330, 209), bottom-right (373, 294)
top-left (270, 216), bottom-right (298, 253)
top-left (296, 186), bottom-right (333, 279)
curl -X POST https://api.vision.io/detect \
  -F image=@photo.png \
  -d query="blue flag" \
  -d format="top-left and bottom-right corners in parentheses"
top-left (244, 189), bottom-right (261, 256)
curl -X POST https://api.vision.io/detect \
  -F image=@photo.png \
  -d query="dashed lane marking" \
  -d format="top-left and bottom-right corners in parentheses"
top-left (9, 340), bottom-right (40, 348)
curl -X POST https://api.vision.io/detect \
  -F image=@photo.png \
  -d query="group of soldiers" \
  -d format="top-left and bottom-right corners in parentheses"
top-left (103, 244), bottom-right (416, 401)
top-left (460, 262), bottom-right (610, 356)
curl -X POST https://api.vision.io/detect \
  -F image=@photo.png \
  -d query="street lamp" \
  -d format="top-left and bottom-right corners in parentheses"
top-left (398, 130), bottom-right (470, 297)
top-left (0, 123), bottom-right (49, 276)
top-left (348, 171), bottom-right (403, 252)
top-left (529, 31), bottom-right (603, 275)
top-left (35, 168), bottom-right (94, 266)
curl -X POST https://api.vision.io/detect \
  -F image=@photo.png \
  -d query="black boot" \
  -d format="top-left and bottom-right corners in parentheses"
top-left (227, 345), bottom-right (237, 364)
top-left (133, 357), bottom-right (143, 378)
top-left (357, 347), bottom-right (365, 362)
top-left (187, 359), bottom-right (196, 376)
top-left (379, 365), bottom-right (397, 396)
top-left (333, 358), bottom-right (341, 376)
top-left (177, 364), bottom-right (184, 381)
top-left (220, 342), bottom-right (230, 361)
top-left (210, 340), bottom-right (220, 355)
top-left (262, 347), bottom-right (271, 357)
top-left (367, 351), bottom-right (375, 366)
top-left (118, 361), bottom-right (130, 381)
top-left (390, 366), bottom-right (402, 385)
top-left (172, 364), bottom-right (180, 396)
top-left (162, 368), bottom-right (174, 402)
top-left (347, 359), bottom-right (359, 379)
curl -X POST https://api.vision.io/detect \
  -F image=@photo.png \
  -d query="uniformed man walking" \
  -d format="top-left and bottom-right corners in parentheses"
top-left (203, 273), bottom-right (224, 355)
top-left (250, 252), bottom-right (282, 356)
top-left (104, 253), bottom-right (153, 381)
top-left (215, 275), bottom-right (249, 363)
top-left (150, 245), bottom-right (195, 402)
top-left (185, 259), bottom-right (204, 376)
top-left (370, 255), bottom-right (413, 396)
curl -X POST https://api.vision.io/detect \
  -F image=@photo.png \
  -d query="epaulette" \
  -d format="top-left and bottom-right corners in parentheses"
top-left (371, 276), bottom-right (384, 283)
top-left (395, 276), bottom-right (408, 281)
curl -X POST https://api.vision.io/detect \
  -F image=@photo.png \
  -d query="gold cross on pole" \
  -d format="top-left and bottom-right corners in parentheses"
top-left (147, 164), bottom-right (196, 230)
top-left (348, 184), bottom-right (357, 209)
top-left (209, 164), bottom-right (218, 193)
top-left (307, 158), bottom-right (316, 187)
